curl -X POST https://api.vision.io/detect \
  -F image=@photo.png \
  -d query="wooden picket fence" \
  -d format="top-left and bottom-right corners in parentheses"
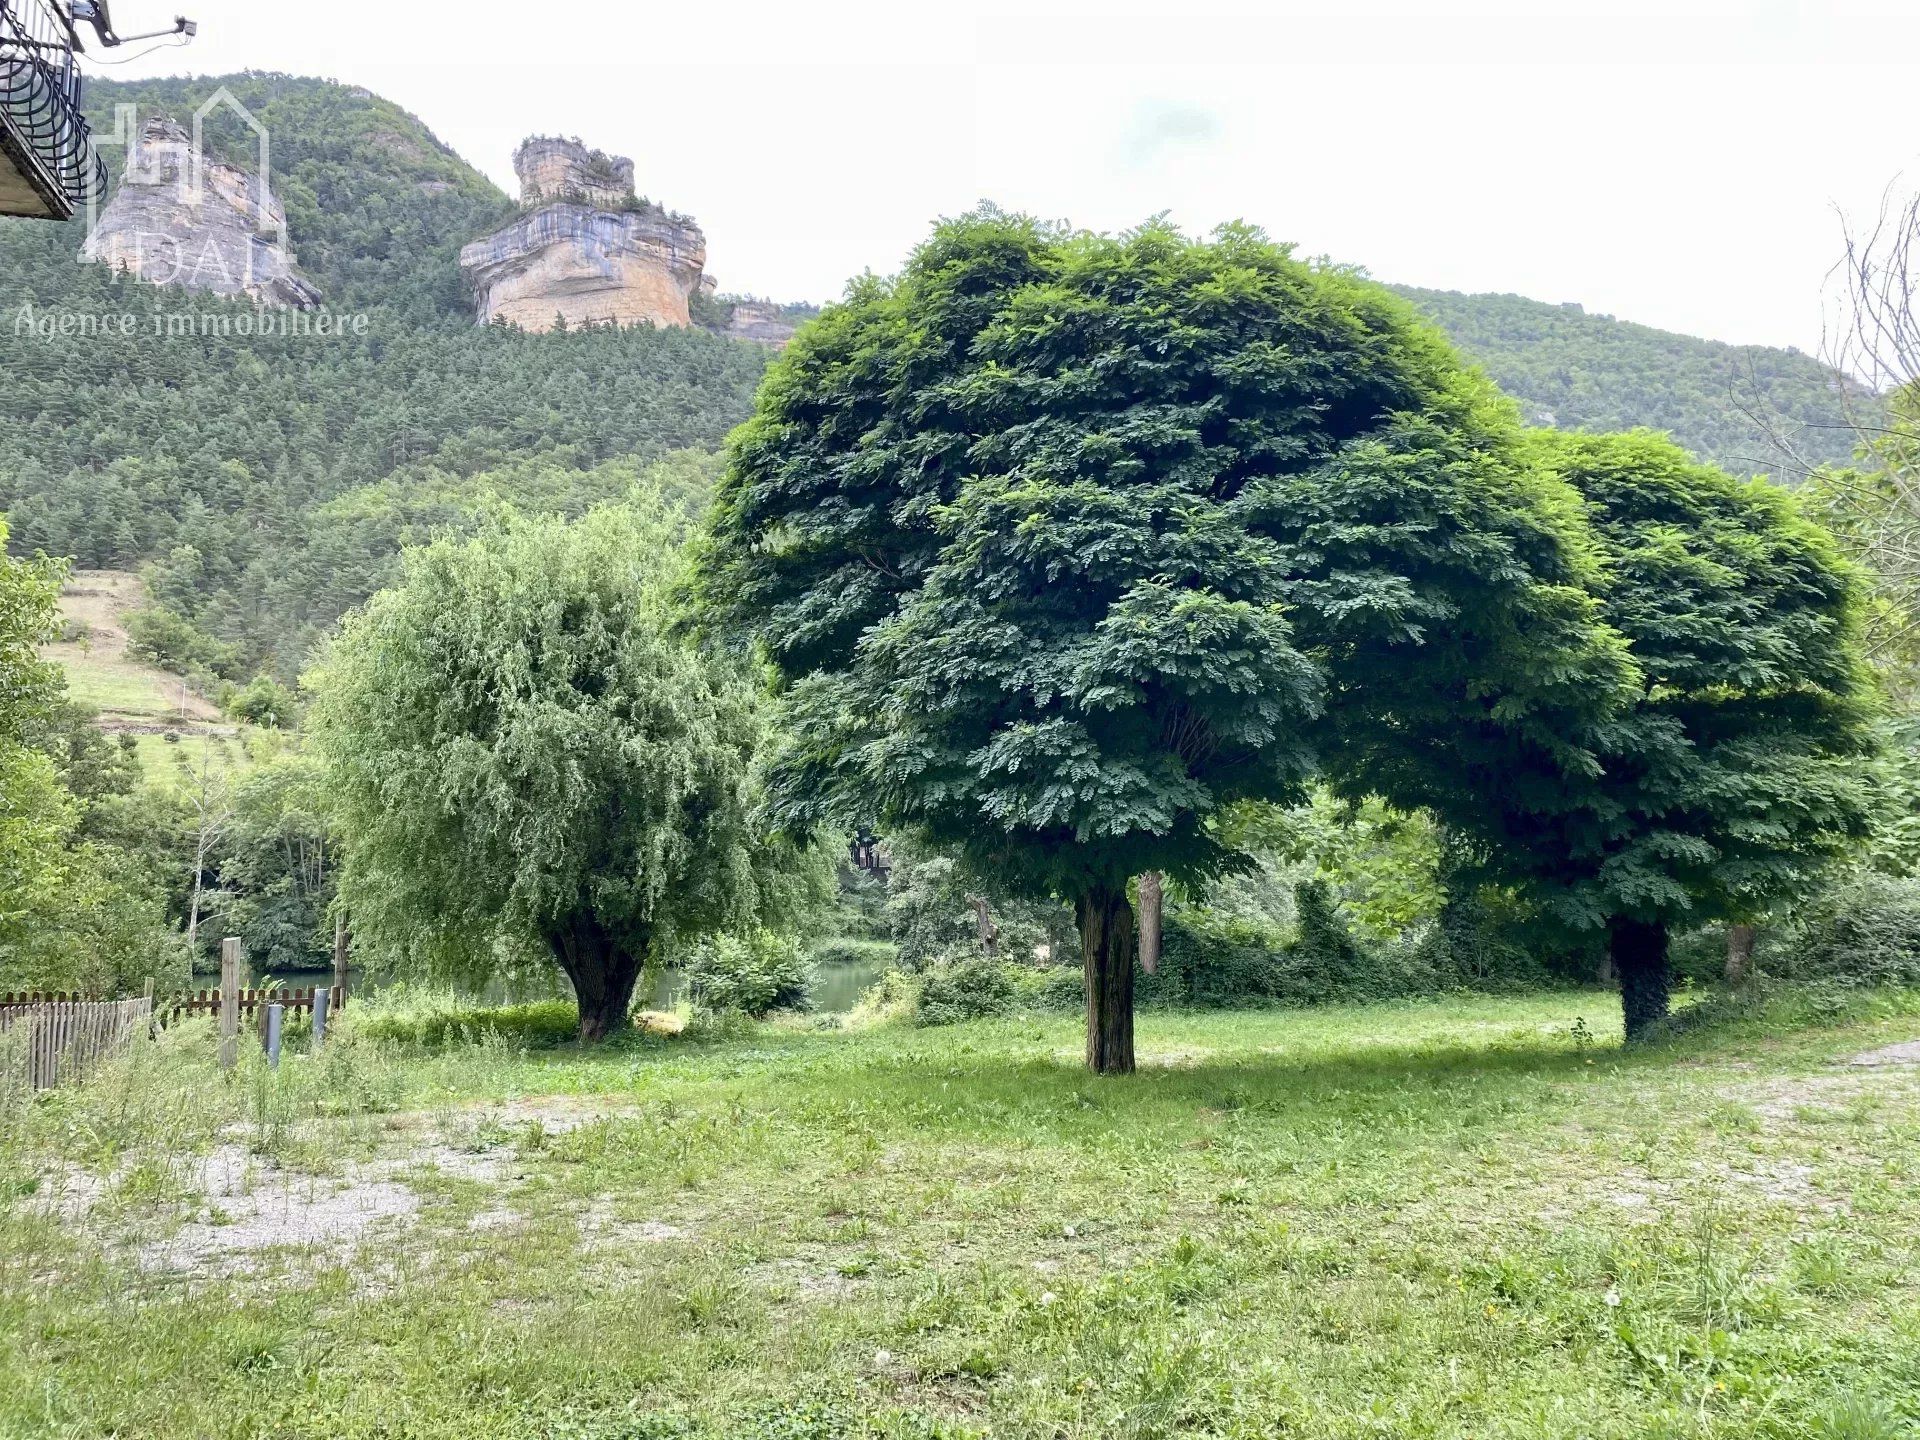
top-left (0, 994), bottom-right (155, 1094)
top-left (157, 985), bottom-right (342, 1029)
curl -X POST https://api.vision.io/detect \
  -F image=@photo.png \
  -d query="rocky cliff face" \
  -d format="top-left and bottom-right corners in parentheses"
top-left (721, 300), bottom-right (800, 349)
top-left (514, 136), bottom-right (635, 210)
top-left (459, 137), bottom-right (704, 333)
top-left (79, 117), bottom-right (322, 309)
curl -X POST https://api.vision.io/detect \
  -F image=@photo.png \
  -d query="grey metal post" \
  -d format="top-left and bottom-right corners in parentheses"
top-left (311, 986), bottom-right (329, 1049)
top-left (265, 1003), bottom-right (284, 1068)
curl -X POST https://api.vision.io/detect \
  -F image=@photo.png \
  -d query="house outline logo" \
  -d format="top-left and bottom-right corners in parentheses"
top-left (81, 86), bottom-right (285, 269)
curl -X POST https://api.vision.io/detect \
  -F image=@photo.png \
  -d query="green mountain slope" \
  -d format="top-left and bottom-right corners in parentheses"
top-left (0, 75), bottom-right (772, 675)
top-left (0, 73), bottom-right (1876, 685)
top-left (1395, 286), bottom-right (1866, 477)
top-left (73, 72), bottom-right (514, 321)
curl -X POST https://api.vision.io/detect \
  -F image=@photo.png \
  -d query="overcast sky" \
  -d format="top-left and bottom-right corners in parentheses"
top-left (85, 0), bottom-right (1920, 360)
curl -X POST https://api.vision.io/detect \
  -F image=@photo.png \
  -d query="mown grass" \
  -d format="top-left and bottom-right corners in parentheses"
top-left (4, 990), bottom-right (1920, 1438)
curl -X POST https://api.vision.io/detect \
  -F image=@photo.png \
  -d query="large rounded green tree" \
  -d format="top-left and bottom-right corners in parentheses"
top-left (310, 506), bottom-right (775, 1040)
top-left (1449, 431), bottom-right (1879, 1039)
top-left (702, 211), bottom-right (1630, 1072)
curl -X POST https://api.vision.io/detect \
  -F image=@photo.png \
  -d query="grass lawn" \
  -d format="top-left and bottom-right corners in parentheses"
top-left (42, 570), bottom-right (225, 731)
top-left (5, 991), bottom-right (1920, 1438)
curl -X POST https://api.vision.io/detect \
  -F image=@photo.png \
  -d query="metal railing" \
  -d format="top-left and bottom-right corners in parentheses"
top-left (0, 0), bottom-right (106, 216)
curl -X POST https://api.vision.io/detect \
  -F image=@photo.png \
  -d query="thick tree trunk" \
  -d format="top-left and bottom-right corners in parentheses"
top-left (551, 914), bottom-right (643, 1043)
top-left (1077, 884), bottom-right (1136, 1075)
top-left (1137, 872), bottom-right (1164, 975)
top-left (1610, 916), bottom-right (1671, 1043)
top-left (1725, 923), bottom-right (1756, 985)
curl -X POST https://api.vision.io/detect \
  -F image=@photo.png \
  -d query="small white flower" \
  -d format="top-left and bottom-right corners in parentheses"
top-left (1603, 1287), bottom-right (1621, 1308)
top-left (874, 1349), bottom-right (893, 1366)
top-left (1040, 1290), bottom-right (1059, 1306)
top-left (1063, 1224), bottom-right (1077, 1238)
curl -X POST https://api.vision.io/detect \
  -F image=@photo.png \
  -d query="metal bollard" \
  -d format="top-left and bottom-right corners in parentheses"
top-left (265, 1003), bottom-right (284, 1068)
top-left (311, 987), bottom-right (329, 1050)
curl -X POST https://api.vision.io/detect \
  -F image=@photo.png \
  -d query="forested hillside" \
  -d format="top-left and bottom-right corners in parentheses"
top-left (1396, 286), bottom-right (1866, 476)
top-left (0, 76), bottom-right (771, 675)
top-left (0, 73), bottom-right (1873, 683)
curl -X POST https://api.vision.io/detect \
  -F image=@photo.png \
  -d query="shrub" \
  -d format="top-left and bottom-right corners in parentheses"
top-left (684, 931), bottom-right (813, 1018)
top-left (1148, 884), bottom-right (1424, 1008)
top-left (807, 936), bottom-right (899, 969)
top-left (225, 674), bottom-right (299, 728)
top-left (351, 995), bottom-right (582, 1048)
top-left (1026, 964), bottom-right (1084, 1011)
top-left (1291, 877), bottom-right (1371, 994)
top-left (1143, 910), bottom-right (1293, 1008)
top-left (914, 958), bottom-right (1018, 1026)
top-left (123, 606), bottom-right (242, 680)
top-left (846, 968), bottom-right (922, 1028)
top-left (1404, 883), bottom-right (1564, 990)
top-left (1771, 873), bottom-right (1920, 989)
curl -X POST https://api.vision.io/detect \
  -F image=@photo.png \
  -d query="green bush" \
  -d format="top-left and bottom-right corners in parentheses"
top-left (807, 936), bottom-right (899, 969)
top-left (352, 997), bottom-right (582, 1048)
top-left (1771, 873), bottom-right (1920, 989)
top-left (1144, 884), bottom-right (1428, 1009)
top-left (684, 931), bottom-right (813, 1018)
top-left (1026, 964), bottom-right (1083, 1011)
top-left (1144, 879), bottom-right (1574, 1011)
top-left (1403, 883), bottom-right (1565, 990)
top-left (914, 958), bottom-right (1018, 1026)
top-left (225, 674), bottom-right (299, 728)
top-left (123, 606), bottom-right (242, 680)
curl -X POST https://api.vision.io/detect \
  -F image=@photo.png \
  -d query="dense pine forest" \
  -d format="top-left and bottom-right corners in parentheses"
top-left (0, 73), bottom-right (1872, 679)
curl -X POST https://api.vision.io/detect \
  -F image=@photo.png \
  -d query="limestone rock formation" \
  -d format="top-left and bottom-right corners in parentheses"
top-left (514, 136), bottom-right (635, 210)
top-left (459, 137), bottom-right (705, 333)
top-left (79, 116), bottom-right (322, 309)
top-left (720, 300), bottom-right (800, 349)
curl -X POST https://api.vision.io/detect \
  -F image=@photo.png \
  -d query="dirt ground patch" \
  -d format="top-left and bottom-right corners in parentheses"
top-left (44, 1134), bottom-right (515, 1283)
top-left (1846, 1039), bottom-right (1920, 1068)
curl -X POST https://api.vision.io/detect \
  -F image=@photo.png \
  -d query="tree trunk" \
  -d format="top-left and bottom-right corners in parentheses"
top-left (186, 825), bottom-right (214, 961)
top-left (1725, 923), bottom-right (1756, 985)
top-left (1137, 871), bottom-right (1163, 975)
top-left (1610, 916), bottom-right (1671, 1043)
top-left (1077, 884), bottom-right (1136, 1075)
top-left (967, 895), bottom-right (1000, 958)
top-left (551, 915), bottom-right (642, 1043)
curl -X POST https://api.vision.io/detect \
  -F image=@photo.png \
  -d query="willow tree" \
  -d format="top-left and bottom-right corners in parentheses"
top-left (1454, 431), bottom-right (1878, 1040)
top-left (702, 210), bottom-right (1630, 1072)
top-left (309, 506), bottom-right (772, 1041)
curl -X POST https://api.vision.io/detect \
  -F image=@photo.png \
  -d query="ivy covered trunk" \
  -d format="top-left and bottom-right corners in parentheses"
top-left (1078, 884), bottom-right (1136, 1075)
top-left (551, 914), bottom-right (643, 1043)
top-left (1610, 916), bottom-right (1671, 1043)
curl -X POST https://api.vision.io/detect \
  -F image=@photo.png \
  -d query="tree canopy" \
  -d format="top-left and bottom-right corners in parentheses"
top-left (1450, 431), bottom-right (1879, 1037)
top-left (309, 504), bottom-right (779, 1039)
top-left (704, 210), bottom-right (1634, 1071)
